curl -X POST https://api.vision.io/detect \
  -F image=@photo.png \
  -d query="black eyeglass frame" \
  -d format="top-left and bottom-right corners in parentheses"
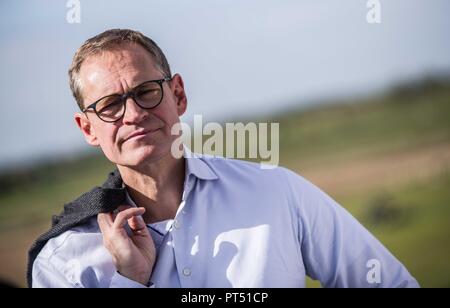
top-left (81, 77), bottom-right (172, 123)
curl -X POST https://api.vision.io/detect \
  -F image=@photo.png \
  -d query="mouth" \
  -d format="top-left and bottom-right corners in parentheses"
top-left (124, 128), bottom-right (161, 142)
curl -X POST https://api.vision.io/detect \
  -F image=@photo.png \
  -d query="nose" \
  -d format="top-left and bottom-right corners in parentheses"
top-left (122, 97), bottom-right (148, 125)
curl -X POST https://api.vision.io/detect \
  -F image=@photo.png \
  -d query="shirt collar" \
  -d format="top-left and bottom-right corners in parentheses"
top-left (123, 145), bottom-right (218, 202)
top-left (183, 145), bottom-right (218, 181)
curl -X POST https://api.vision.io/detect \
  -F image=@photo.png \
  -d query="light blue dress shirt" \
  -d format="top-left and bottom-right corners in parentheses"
top-left (32, 147), bottom-right (419, 288)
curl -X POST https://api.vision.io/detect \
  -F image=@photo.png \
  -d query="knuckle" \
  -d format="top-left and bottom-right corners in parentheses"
top-left (115, 211), bottom-right (126, 221)
top-left (103, 238), bottom-right (113, 250)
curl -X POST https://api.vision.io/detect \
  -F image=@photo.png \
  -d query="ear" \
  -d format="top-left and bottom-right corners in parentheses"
top-left (74, 112), bottom-right (100, 147)
top-left (170, 73), bottom-right (187, 117)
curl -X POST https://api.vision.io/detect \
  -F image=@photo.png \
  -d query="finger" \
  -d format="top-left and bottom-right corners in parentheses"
top-left (117, 205), bottom-right (132, 212)
top-left (113, 207), bottom-right (145, 230)
top-left (112, 205), bottom-right (132, 220)
top-left (97, 212), bottom-right (113, 233)
top-left (127, 208), bottom-right (148, 232)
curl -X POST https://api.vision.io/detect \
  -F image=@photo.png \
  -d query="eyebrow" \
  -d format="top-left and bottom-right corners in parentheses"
top-left (84, 76), bottom-right (168, 110)
top-left (93, 79), bottom-right (150, 102)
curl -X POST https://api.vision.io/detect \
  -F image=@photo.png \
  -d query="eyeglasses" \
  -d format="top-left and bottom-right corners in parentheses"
top-left (82, 77), bottom-right (172, 123)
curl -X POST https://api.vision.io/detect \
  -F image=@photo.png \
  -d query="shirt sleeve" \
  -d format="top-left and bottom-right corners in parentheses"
top-left (32, 253), bottom-right (155, 288)
top-left (32, 255), bottom-right (77, 288)
top-left (282, 168), bottom-right (420, 288)
top-left (109, 272), bottom-right (154, 288)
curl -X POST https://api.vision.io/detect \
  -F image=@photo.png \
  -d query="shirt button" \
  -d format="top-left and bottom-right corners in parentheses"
top-left (173, 219), bottom-right (181, 229)
top-left (183, 267), bottom-right (191, 276)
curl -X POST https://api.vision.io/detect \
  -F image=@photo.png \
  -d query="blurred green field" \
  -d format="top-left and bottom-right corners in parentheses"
top-left (1, 79), bottom-right (449, 287)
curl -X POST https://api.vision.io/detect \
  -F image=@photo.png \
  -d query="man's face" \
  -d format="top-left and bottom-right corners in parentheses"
top-left (74, 44), bottom-right (187, 168)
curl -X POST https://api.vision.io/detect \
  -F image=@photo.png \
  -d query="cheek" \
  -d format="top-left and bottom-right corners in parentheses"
top-left (96, 128), bottom-right (121, 159)
top-left (155, 111), bottom-right (180, 140)
top-left (155, 99), bottom-right (181, 127)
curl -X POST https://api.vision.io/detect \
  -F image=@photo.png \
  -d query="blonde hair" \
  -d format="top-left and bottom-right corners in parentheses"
top-left (68, 28), bottom-right (171, 110)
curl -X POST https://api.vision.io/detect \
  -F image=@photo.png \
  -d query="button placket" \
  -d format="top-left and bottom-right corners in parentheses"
top-left (172, 176), bottom-right (197, 287)
top-left (182, 267), bottom-right (191, 277)
top-left (173, 219), bottom-right (181, 229)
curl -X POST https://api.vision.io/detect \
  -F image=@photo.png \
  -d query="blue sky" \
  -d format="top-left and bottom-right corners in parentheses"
top-left (0, 0), bottom-right (449, 169)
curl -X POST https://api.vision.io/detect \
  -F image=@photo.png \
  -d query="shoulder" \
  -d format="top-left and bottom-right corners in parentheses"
top-left (201, 154), bottom-right (324, 197)
top-left (37, 217), bottom-right (100, 258)
top-left (32, 217), bottom-right (113, 287)
top-left (198, 153), bottom-right (332, 215)
top-left (200, 154), bottom-right (290, 186)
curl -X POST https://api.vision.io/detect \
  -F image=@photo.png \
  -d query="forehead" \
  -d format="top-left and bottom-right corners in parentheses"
top-left (79, 44), bottom-right (161, 103)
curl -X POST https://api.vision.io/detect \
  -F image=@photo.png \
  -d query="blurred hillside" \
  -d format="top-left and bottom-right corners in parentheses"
top-left (0, 77), bottom-right (449, 287)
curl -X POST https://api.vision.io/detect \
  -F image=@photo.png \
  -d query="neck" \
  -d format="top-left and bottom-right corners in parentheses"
top-left (117, 153), bottom-right (186, 224)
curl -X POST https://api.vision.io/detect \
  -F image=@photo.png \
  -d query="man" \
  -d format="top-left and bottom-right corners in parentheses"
top-left (28, 29), bottom-right (419, 288)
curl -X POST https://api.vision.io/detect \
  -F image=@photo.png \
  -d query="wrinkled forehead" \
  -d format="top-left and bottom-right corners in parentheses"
top-left (79, 44), bottom-right (162, 103)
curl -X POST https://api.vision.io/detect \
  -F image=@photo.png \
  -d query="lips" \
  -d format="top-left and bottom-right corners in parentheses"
top-left (124, 128), bottom-right (160, 142)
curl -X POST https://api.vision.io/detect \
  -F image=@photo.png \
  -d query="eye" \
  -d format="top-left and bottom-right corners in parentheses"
top-left (97, 96), bottom-right (122, 113)
top-left (136, 85), bottom-right (161, 101)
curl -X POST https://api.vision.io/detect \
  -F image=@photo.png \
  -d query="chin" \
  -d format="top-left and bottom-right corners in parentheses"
top-left (123, 144), bottom-right (169, 167)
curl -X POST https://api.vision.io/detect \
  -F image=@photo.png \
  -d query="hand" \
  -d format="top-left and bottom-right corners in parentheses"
top-left (97, 206), bottom-right (156, 286)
